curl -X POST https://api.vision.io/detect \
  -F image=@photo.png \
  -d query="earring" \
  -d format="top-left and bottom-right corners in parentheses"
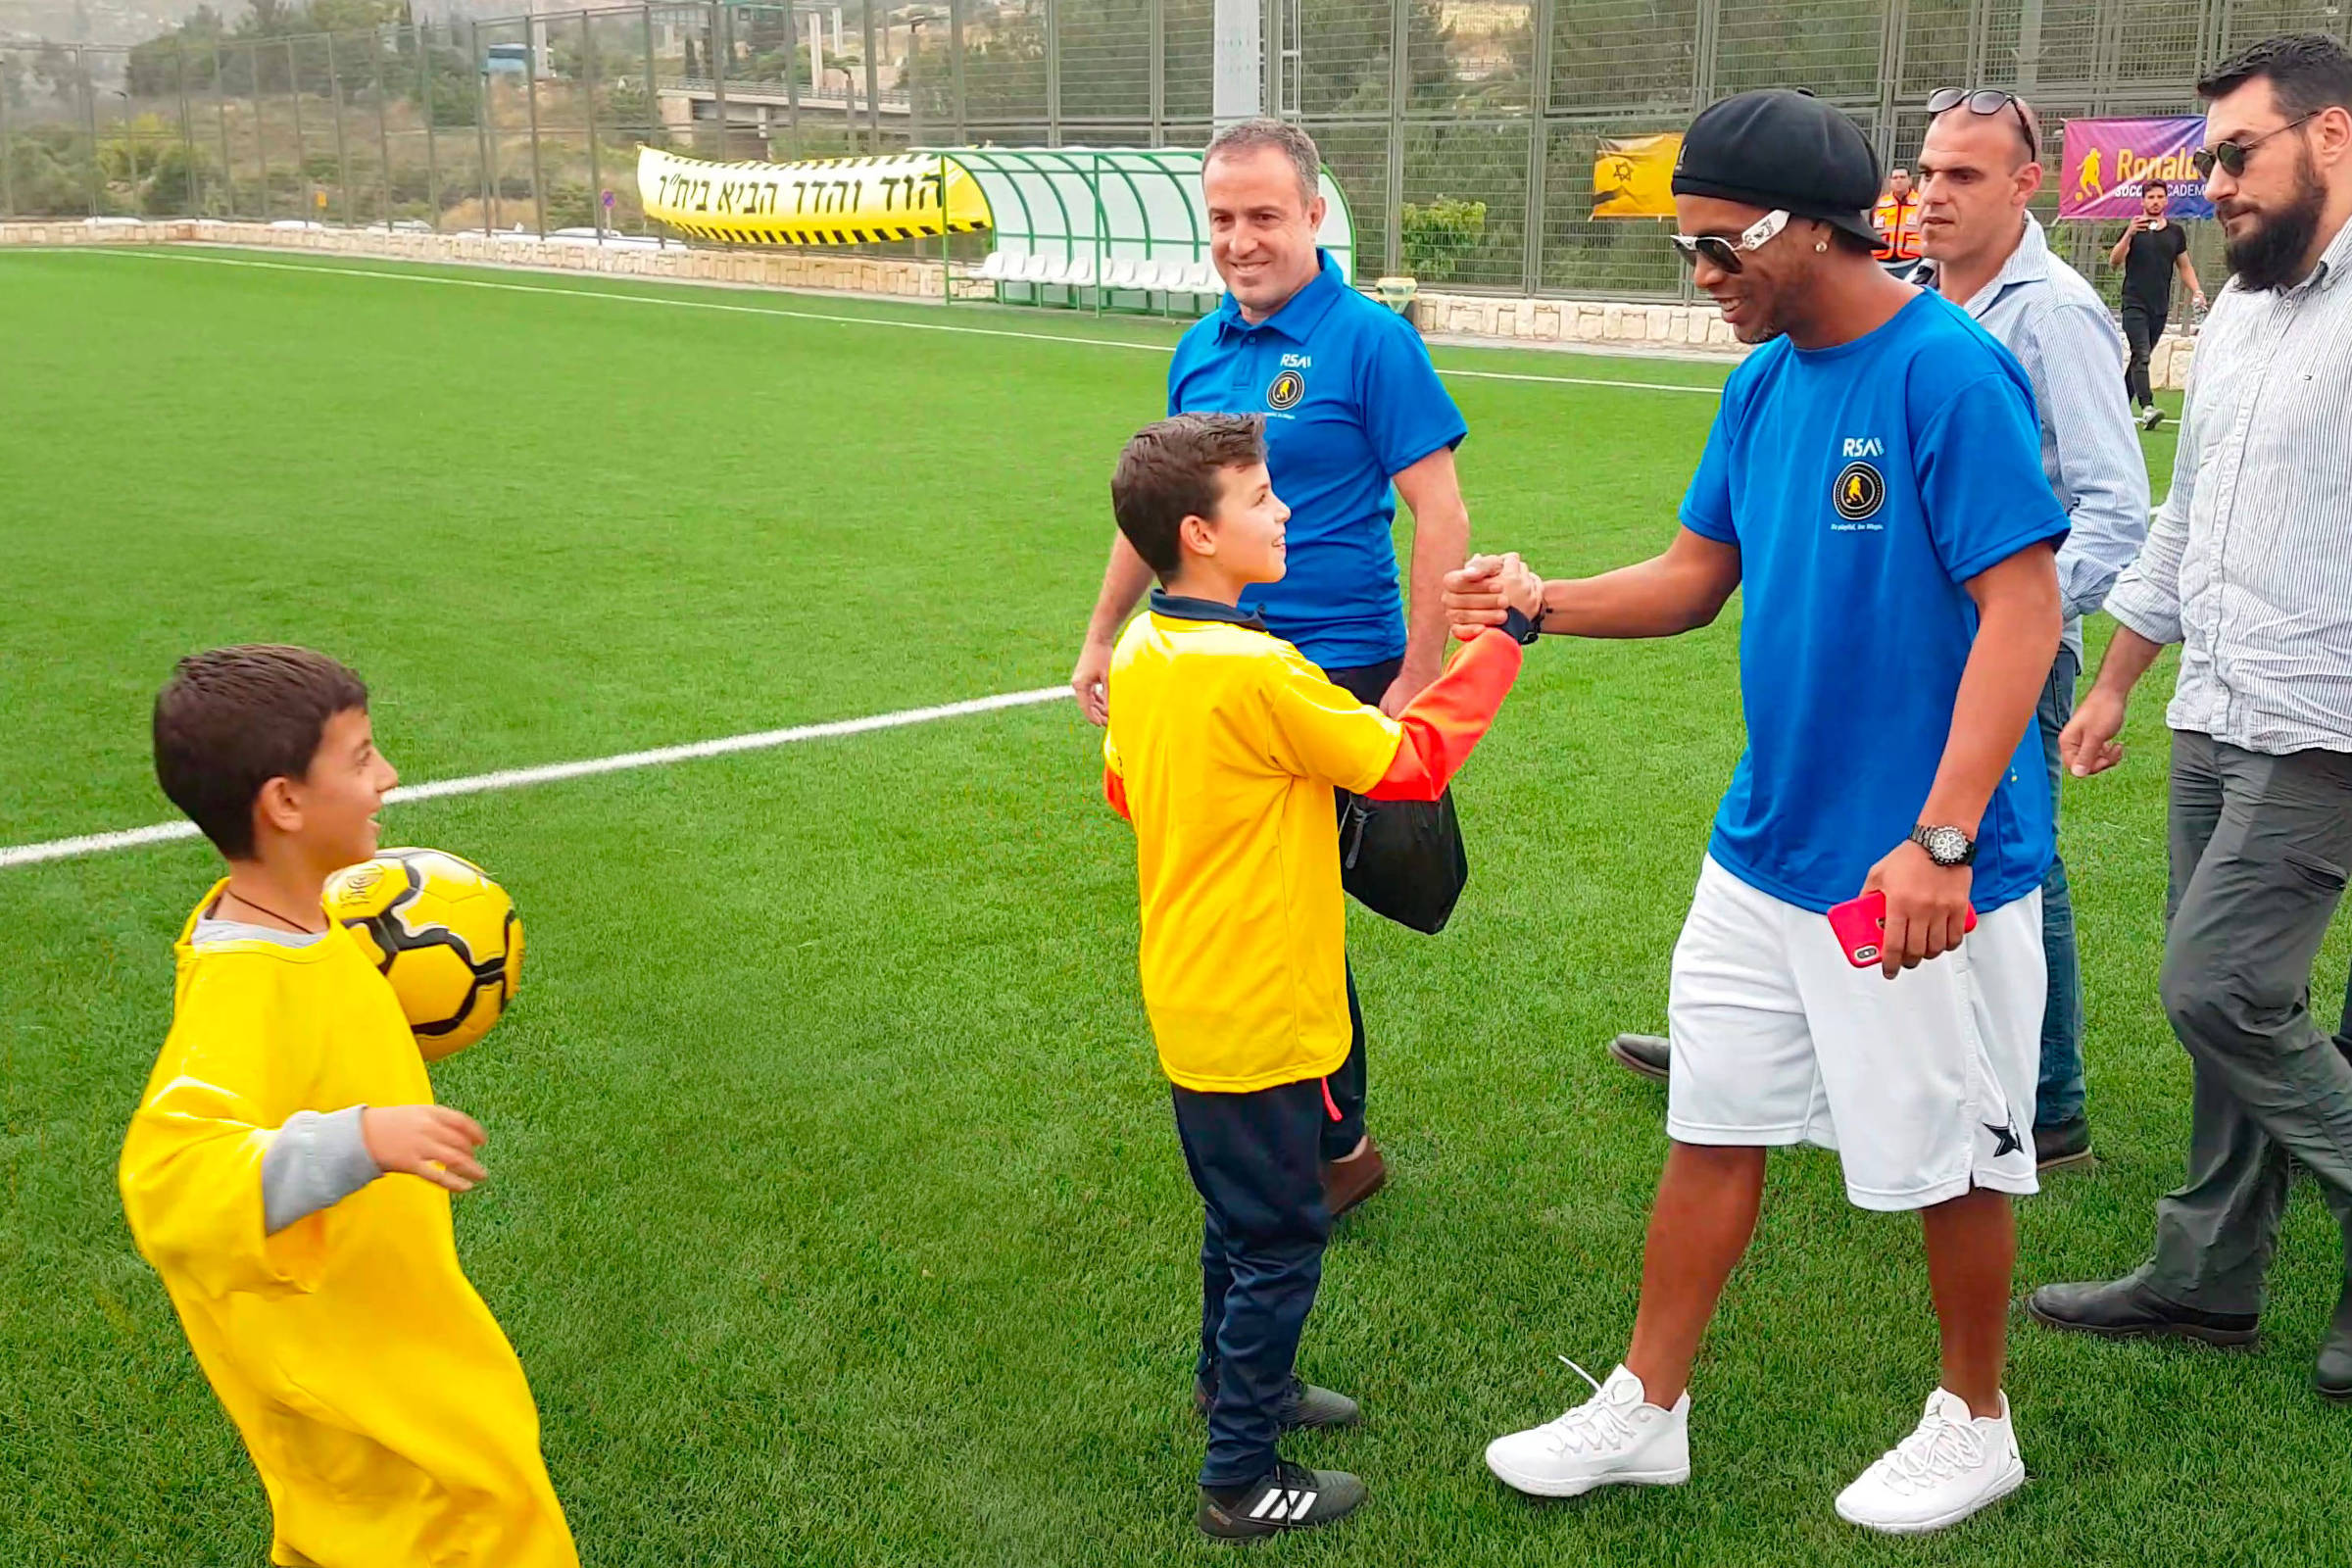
top-left (1815, 238), bottom-right (1829, 253)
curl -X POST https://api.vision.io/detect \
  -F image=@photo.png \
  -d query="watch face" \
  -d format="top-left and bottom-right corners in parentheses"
top-left (1924, 826), bottom-right (1970, 864)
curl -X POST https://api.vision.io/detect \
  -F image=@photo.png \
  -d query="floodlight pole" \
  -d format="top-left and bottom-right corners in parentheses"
top-left (288, 39), bottom-right (307, 218)
top-left (177, 40), bottom-right (198, 218)
top-left (256, 42), bottom-right (272, 220)
top-left (859, 0), bottom-right (879, 152)
top-left (712, 1), bottom-right (730, 159)
top-left (1522, 0), bottom-right (1552, 295)
top-left (523, 19), bottom-right (546, 236)
top-left (583, 13), bottom-right (602, 236)
top-left (1, 49), bottom-right (14, 218)
top-left (215, 40), bottom-right (233, 217)
top-left (418, 22), bottom-right (438, 232)
top-left (1046, 0), bottom-right (1060, 146)
top-left (81, 49), bottom-right (100, 217)
top-left (474, 23), bottom-right (495, 235)
top-left (370, 26), bottom-right (393, 228)
top-left (783, 0), bottom-right (801, 157)
top-left (948, 0), bottom-right (966, 144)
top-left (1211, 0), bottom-right (1258, 127)
top-left (327, 32), bottom-right (355, 226)
top-left (1149, 0), bottom-right (1163, 144)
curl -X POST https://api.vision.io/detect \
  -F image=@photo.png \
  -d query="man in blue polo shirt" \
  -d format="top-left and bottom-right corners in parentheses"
top-left (1449, 90), bottom-right (2066, 1535)
top-left (1072, 118), bottom-right (1472, 1218)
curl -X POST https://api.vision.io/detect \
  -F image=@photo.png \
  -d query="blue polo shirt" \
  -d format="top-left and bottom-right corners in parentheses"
top-left (1168, 251), bottom-right (1467, 671)
top-left (1681, 291), bottom-right (2070, 915)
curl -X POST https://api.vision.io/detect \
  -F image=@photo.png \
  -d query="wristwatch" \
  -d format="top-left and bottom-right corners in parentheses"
top-left (1500, 606), bottom-right (1547, 645)
top-left (1911, 823), bottom-right (1977, 867)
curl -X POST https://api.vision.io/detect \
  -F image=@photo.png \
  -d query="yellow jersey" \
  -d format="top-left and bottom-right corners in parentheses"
top-left (1102, 596), bottom-right (1521, 1093)
top-left (120, 882), bottom-right (577, 1568)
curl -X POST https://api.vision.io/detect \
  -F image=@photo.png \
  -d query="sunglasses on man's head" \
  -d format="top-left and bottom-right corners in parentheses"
top-left (1670, 208), bottom-right (1789, 272)
top-left (1926, 86), bottom-right (2039, 162)
top-left (2192, 111), bottom-right (2319, 177)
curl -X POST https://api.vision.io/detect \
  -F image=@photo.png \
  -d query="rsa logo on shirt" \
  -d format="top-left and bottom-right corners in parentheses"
top-left (1267, 353), bottom-right (1311, 412)
top-left (1833, 436), bottom-right (1886, 527)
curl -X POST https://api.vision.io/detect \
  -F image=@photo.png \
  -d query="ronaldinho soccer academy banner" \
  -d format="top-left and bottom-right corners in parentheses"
top-left (1592, 133), bottom-right (1682, 219)
top-left (2059, 117), bottom-right (2215, 220)
top-left (636, 146), bottom-right (992, 245)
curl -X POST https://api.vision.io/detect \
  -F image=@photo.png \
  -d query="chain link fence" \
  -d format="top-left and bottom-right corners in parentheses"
top-left (6, 0), bottom-right (2345, 299)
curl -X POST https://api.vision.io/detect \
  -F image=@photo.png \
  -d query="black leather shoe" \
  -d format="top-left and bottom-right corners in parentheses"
top-left (2034, 1115), bottom-right (2093, 1171)
top-left (1608, 1033), bottom-right (1671, 1082)
top-left (2027, 1276), bottom-right (2259, 1348)
top-left (2318, 1278), bottom-right (2352, 1401)
top-left (1194, 1374), bottom-right (1361, 1430)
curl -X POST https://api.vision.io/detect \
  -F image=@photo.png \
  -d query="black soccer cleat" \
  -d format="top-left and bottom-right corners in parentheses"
top-left (1197, 1458), bottom-right (1368, 1541)
top-left (1194, 1374), bottom-right (1361, 1430)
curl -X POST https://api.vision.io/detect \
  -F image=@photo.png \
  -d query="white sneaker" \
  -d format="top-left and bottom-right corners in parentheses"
top-left (1834, 1388), bottom-right (2026, 1535)
top-left (1483, 1360), bottom-right (1690, 1497)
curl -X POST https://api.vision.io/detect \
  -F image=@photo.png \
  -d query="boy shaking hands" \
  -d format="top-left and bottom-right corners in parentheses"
top-left (1100, 415), bottom-right (1538, 1540)
top-left (121, 646), bottom-right (576, 1568)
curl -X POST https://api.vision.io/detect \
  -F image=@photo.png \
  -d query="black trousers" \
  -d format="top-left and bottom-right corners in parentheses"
top-left (1173, 1077), bottom-right (1334, 1488)
top-left (2122, 302), bottom-right (2167, 409)
top-left (1319, 655), bottom-right (1401, 1162)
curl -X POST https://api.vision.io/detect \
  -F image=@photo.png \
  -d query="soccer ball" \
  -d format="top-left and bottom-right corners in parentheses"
top-left (322, 848), bottom-right (523, 1061)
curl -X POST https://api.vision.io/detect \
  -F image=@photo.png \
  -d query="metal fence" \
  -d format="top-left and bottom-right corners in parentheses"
top-left (6, 0), bottom-right (2345, 300)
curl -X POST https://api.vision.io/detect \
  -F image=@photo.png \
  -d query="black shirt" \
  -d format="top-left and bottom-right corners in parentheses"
top-left (2123, 221), bottom-right (2189, 315)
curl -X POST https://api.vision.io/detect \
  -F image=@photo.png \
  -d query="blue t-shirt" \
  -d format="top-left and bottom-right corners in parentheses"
top-left (1168, 251), bottom-right (1467, 670)
top-left (1680, 291), bottom-right (2070, 915)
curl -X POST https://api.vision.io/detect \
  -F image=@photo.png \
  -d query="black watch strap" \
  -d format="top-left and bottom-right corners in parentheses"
top-left (1500, 607), bottom-right (1546, 645)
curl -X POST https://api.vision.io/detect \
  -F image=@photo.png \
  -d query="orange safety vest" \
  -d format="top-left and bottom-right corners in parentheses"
top-left (1872, 193), bottom-right (1922, 261)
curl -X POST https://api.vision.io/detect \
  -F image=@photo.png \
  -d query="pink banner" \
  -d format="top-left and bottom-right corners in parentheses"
top-left (2059, 116), bottom-right (2214, 220)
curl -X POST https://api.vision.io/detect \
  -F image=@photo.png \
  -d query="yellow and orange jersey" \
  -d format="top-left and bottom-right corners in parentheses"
top-left (1102, 596), bottom-right (1520, 1093)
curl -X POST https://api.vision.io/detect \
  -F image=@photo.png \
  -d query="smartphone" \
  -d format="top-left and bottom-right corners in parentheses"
top-left (1827, 890), bottom-right (1978, 969)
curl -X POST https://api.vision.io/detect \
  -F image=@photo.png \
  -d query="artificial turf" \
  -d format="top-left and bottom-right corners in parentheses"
top-left (2, 243), bottom-right (2345, 1567)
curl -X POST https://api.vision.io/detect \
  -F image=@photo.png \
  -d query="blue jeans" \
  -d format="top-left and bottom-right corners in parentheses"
top-left (2036, 646), bottom-right (2086, 1128)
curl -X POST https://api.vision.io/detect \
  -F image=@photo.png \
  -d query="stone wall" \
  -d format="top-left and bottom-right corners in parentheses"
top-left (1404, 285), bottom-right (2197, 391)
top-left (1, 219), bottom-right (2195, 388)
top-left (0, 218), bottom-right (957, 299)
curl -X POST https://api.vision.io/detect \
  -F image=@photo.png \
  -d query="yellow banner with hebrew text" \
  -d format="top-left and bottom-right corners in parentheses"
top-left (637, 146), bottom-right (991, 245)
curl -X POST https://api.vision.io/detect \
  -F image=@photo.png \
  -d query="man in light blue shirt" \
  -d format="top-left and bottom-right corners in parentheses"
top-left (1911, 93), bottom-right (2150, 1171)
top-left (1607, 93), bottom-right (2152, 1174)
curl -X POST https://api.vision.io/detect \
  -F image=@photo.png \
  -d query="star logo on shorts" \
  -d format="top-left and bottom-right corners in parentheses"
top-left (1984, 1121), bottom-right (2024, 1158)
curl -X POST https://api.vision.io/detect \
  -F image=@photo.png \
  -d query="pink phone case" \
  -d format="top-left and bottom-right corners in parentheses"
top-left (1827, 890), bottom-right (1979, 968)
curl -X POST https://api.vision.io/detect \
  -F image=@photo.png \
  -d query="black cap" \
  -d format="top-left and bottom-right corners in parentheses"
top-left (1671, 89), bottom-right (1883, 250)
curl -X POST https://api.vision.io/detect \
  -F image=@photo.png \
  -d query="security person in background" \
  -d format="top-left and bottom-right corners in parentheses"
top-left (2105, 177), bottom-right (2208, 428)
top-left (1873, 167), bottom-right (1924, 273)
top-left (1070, 117), bottom-right (1473, 1219)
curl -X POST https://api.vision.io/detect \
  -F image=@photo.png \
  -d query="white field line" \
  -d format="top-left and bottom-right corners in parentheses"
top-left (0, 687), bottom-right (1070, 871)
top-left (62, 247), bottom-right (1726, 398)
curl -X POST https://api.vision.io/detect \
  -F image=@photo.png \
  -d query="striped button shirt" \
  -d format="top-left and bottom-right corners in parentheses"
top-left (1929, 214), bottom-right (2152, 661)
top-left (2106, 213), bottom-right (2352, 756)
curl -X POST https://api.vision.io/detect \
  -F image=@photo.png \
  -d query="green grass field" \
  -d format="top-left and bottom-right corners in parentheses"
top-left (3, 244), bottom-right (2346, 1567)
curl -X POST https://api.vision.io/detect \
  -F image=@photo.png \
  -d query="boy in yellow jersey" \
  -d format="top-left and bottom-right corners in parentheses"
top-left (121, 645), bottom-right (577, 1568)
top-left (1101, 414), bottom-right (1540, 1540)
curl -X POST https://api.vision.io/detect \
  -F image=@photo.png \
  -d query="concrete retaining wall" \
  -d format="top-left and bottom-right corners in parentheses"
top-left (2, 219), bottom-right (2195, 389)
top-left (1405, 285), bottom-right (2196, 390)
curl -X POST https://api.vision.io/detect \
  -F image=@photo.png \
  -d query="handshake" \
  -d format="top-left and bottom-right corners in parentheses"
top-left (1444, 553), bottom-right (1547, 642)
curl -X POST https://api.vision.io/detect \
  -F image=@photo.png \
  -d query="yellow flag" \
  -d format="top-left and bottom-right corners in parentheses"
top-left (1592, 133), bottom-right (1682, 220)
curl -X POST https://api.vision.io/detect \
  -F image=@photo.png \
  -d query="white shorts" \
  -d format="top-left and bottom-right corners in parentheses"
top-left (1665, 856), bottom-right (2044, 1211)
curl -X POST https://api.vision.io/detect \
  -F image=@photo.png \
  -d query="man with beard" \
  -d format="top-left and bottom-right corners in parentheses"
top-left (2027, 32), bottom-right (2352, 1404)
top-left (1455, 89), bottom-right (2067, 1534)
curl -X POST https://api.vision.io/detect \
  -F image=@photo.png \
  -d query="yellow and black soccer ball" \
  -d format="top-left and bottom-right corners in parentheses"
top-left (322, 848), bottom-right (523, 1061)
